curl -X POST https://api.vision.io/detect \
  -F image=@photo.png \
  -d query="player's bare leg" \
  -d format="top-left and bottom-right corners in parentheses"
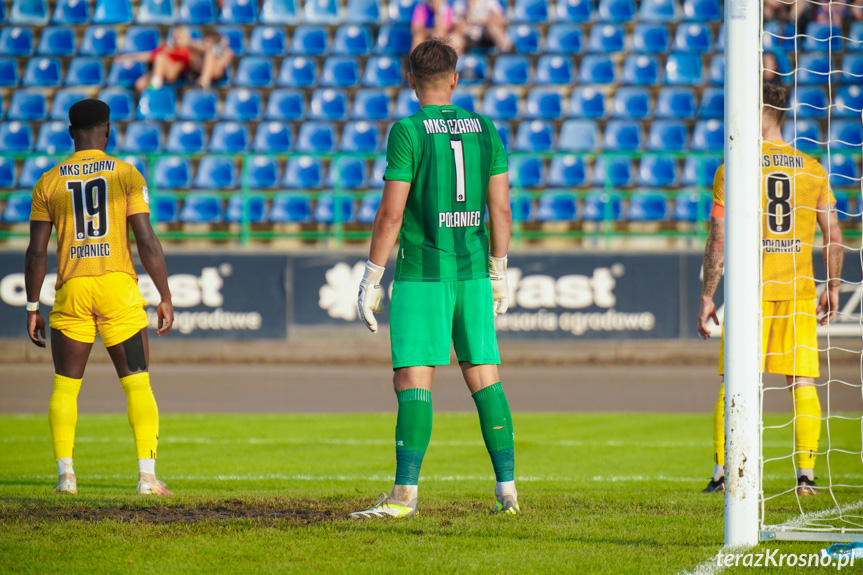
top-left (788, 375), bottom-right (821, 495)
top-left (106, 328), bottom-right (171, 495)
top-left (49, 330), bottom-right (94, 494)
top-left (461, 362), bottom-right (519, 513)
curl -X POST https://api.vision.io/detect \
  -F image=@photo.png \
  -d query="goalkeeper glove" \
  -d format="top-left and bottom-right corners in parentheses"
top-left (488, 254), bottom-right (509, 315)
top-left (358, 260), bottom-right (385, 333)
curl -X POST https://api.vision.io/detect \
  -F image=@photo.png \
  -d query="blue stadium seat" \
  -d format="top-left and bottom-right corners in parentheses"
top-left (122, 122), bottom-right (162, 154)
top-left (457, 54), bottom-right (488, 85)
top-left (655, 87), bottom-right (696, 119)
top-left (210, 122), bottom-right (250, 153)
top-left (8, 90), bottom-right (46, 121)
top-left (665, 52), bottom-right (703, 85)
top-left (525, 89), bottom-right (563, 120)
top-left (0, 59), bottom-right (19, 87)
top-left (638, 155), bottom-right (679, 186)
top-left (254, 121), bottom-right (292, 153)
top-left (346, 0), bottom-right (380, 23)
top-left (492, 55), bottom-right (530, 85)
top-left (270, 193), bottom-right (311, 223)
top-left (699, 87), bottom-right (723, 118)
top-left (762, 21), bottom-right (793, 52)
top-left (612, 87), bottom-right (652, 119)
top-left (165, 121), bottom-right (206, 154)
top-left (328, 157), bottom-right (367, 189)
top-left (830, 120), bottom-right (863, 149)
top-left (108, 61), bottom-right (147, 88)
top-left (236, 57), bottom-right (274, 87)
top-left (546, 24), bottom-right (583, 53)
top-left (357, 192), bottom-right (382, 224)
top-left (226, 193), bottom-right (267, 223)
top-left (247, 156), bottom-right (281, 189)
top-left (513, 0), bottom-right (550, 22)
top-left (789, 86), bottom-right (827, 119)
top-left (122, 26), bottom-right (160, 53)
top-left (155, 157), bottom-right (192, 189)
top-left (3, 192), bottom-right (32, 223)
top-left (396, 89), bottom-right (420, 117)
top-left (638, 0), bottom-right (678, 21)
top-left (386, 0), bottom-right (416, 24)
top-left (452, 90), bottom-right (476, 112)
top-left (137, 87), bottom-right (177, 121)
top-left (314, 193), bottom-right (356, 224)
top-left (708, 54), bottom-right (724, 84)
top-left (180, 193), bottom-right (223, 222)
top-left (673, 190), bottom-right (711, 222)
top-left (368, 156), bottom-right (386, 188)
top-left (284, 156), bottom-right (323, 188)
top-left (823, 154), bottom-right (860, 188)
top-left (340, 121), bottom-right (379, 152)
top-left (510, 156), bottom-right (546, 188)
top-left (674, 23), bottom-right (713, 52)
top-left (483, 88), bottom-right (520, 120)
top-left (0, 122), bottom-right (34, 152)
top-left (320, 56), bottom-right (360, 87)
top-left (782, 120), bottom-right (822, 152)
top-left (98, 88), bottom-right (134, 121)
top-left (647, 119), bottom-right (689, 151)
top-left (249, 26), bottom-right (287, 56)
top-left (217, 26), bottom-right (245, 55)
top-left (120, 155), bottom-right (148, 178)
top-left (266, 88), bottom-right (305, 121)
top-left (628, 192), bottom-right (668, 222)
top-left (50, 89), bottom-right (86, 121)
top-left (691, 119), bottom-right (724, 151)
top-left (93, 0), bottom-right (131, 23)
top-left (559, 119), bottom-right (599, 151)
top-left (220, 0), bottom-right (257, 23)
top-left (375, 25), bottom-right (411, 55)
top-left (136, 0), bottom-right (176, 24)
top-left (80, 26), bottom-right (117, 56)
top-left (65, 57), bottom-right (104, 86)
top-left (180, 0), bottom-right (216, 23)
top-left (597, 0), bottom-right (635, 21)
top-left (834, 194), bottom-right (855, 221)
top-left (631, 23), bottom-right (669, 52)
top-left (278, 57), bottom-right (317, 87)
top-left (547, 155), bottom-right (587, 187)
top-left (682, 0), bottom-right (719, 20)
top-left (556, 0), bottom-right (593, 21)
top-left (804, 23), bottom-right (841, 52)
top-left (37, 27), bottom-right (75, 56)
top-left (24, 58), bottom-right (61, 87)
top-left (579, 55), bottom-right (617, 84)
top-left (841, 53), bottom-right (863, 84)
top-left (850, 22), bottom-right (863, 51)
top-left (222, 88), bottom-right (262, 121)
top-left (105, 125), bottom-right (119, 153)
top-left (494, 121), bottom-right (511, 151)
top-left (834, 85), bottom-right (863, 117)
top-left (514, 120), bottom-right (555, 152)
top-left (10, 0), bottom-right (48, 24)
top-left (0, 1), bottom-right (5, 24)
top-left (36, 121), bottom-right (73, 153)
top-left (682, 155), bottom-right (721, 186)
top-left (179, 89), bottom-right (218, 121)
top-left (588, 24), bottom-right (625, 52)
top-left (195, 157), bottom-right (238, 189)
top-left (53, 0), bottom-right (89, 24)
top-left (604, 120), bottom-right (642, 151)
top-left (149, 193), bottom-right (179, 223)
top-left (260, 0), bottom-right (299, 24)
top-left (569, 87), bottom-right (606, 118)
top-left (304, 0), bottom-right (341, 24)
top-left (308, 88), bottom-right (348, 121)
top-left (510, 195), bottom-right (534, 222)
top-left (18, 156), bottom-right (55, 187)
top-left (537, 191), bottom-right (578, 222)
top-left (583, 190), bottom-right (623, 221)
top-left (296, 121), bottom-right (337, 153)
top-left (508, 25), bottom-right (541, 54)
top-left (291, 26), bottom-right (329, 55)
top-left (535, 55), bottom-right (574, 85)
top-left (622, 54), bottom-right (661, 85)
top-left (0, 27), bottom-right (34, 55)
top-left (333, 25), bottom-right (372, 56)
top-left (352, 89), bottom-right (390, 120)
top-left (0, 157), bottom-right (16, 188)
top-left (363, 56), bottom-right (402, 87)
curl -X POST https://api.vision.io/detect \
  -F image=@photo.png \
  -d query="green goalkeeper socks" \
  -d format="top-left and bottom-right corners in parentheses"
top-left (472, 382), bottom-right (515, 482)
top-left (394, 388), bottom-right (433, 486)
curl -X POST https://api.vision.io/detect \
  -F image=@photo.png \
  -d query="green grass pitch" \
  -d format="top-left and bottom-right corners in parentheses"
top-left (1, 412), bottom-right (861, 574)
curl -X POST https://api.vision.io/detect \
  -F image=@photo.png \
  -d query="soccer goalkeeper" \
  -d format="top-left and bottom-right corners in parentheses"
top-left (352, 38), bottom-right (517, 518)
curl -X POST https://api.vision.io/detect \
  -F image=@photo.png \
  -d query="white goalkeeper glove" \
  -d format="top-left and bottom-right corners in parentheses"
top-left (358, 260), bottom-right (385, 333)
top-left (488, 254), bottom-right (509, 315)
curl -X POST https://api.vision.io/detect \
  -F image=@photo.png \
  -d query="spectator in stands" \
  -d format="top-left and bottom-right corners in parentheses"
top-left (116, 26), bottom-right (193, 92)
top-left (763, 52), bottom-right (781, 84)
top-left (454, 0), bottom-right (513, 53)
top-left (411, 0), bottom-right (466, 54)
top-left (189, 31), bottom-right (233, 89)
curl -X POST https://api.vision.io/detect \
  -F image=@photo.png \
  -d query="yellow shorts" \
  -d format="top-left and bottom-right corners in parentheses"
top-left (719, 299), bottom-right (819, 378)
top-left (50, 272), bottom-right (148, 348)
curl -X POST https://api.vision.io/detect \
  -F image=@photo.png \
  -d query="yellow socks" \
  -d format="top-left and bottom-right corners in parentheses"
top-left (49, 374), bottom-right (82, 461)
top-left (793, 385), bottom-right (821, 472)
top-left (712, 383), bottom-right (725, 469)
top-left (120, 373), bottom-right (159, 460)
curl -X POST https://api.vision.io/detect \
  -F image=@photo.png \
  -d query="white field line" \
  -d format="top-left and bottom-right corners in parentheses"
top-left (768, 500), bottom-right (863, 530)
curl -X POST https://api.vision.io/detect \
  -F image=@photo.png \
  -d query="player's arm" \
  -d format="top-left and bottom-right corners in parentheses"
top-left (487, 172), bottom-right (512, 315)
top-left (24, 220), bottom-right (53, 347)
top-left (128, 214), bottom-right (174, 336)
top-left (697, 213), bottom-right (725, 339)
top-left (816, 202), bottom-right (844, 325)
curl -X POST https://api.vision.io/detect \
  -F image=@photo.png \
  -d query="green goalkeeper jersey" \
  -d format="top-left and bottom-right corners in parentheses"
top-left (384, 104), bottom-right (508, 282)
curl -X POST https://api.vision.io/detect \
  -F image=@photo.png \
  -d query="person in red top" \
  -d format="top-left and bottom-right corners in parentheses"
top-left (115, 26), bottom-right (193, 92)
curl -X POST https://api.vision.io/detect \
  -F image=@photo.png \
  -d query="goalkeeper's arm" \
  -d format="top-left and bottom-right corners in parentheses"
top-left (487, 172), bottom-right (512, 315)
top-left (817, 202), bottom-right (843, 325)
top-left (697, 215), bottom-right (725, 339)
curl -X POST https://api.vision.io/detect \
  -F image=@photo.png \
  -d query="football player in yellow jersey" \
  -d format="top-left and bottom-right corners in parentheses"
top-left (24, 99), bottom-right (175, 496)
top-left (697, 84), bottom-right (844, 496)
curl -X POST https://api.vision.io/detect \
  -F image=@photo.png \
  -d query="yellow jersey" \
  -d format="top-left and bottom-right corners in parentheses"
top-left (713, 141), bottom-right (835, 301)
top-left (30, 149), bottom-right (151, 290)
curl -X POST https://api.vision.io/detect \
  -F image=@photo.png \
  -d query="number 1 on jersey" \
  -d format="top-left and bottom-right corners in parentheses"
top-left (67, 177), bottom-right (109, 240)
top-left (450, 140), bottom-right (466, 203)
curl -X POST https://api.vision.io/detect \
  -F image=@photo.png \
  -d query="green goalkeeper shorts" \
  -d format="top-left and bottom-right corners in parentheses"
top-left (389, 278), bottom-right (501, 369)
